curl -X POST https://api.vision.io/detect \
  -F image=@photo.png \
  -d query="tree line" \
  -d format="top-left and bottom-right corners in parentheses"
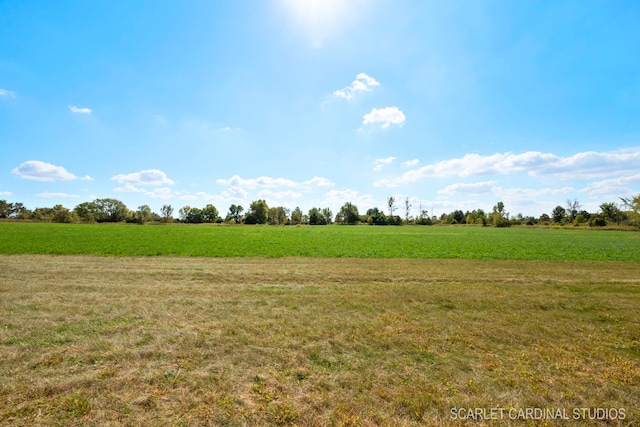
top-left (0, 195), bottom-right (638, 227)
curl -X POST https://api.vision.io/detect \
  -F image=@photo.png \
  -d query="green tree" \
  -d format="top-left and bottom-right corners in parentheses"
top-left (336, 202), bottom-right (359, 225)
top-left (309, 207), bottom-right (323, 225)
top-left (202, 204), bottom-right (220, 223)
top-left (74, 202), bottom-right (98, 223)
top-left (52, 204), bottom-right (74, 223)
top-left (551, 206), bottom-right (567, 224)
top-left (0, 200), bottom-right (12, 218)
top-left (94, 198), bottom-right (128, 223)
top-left (268, 206), bottom-right (289, 225)
top-left (135, 205), bottom-right (153, 224)
top-left (227, 204), bottom-right (244, 224)
top-left (620, 194), bottom-right (640, 226)
top-left (245, 200), bottom-right (269, 224)
top-left (321, 208), bottom-right (333, 225)
top-left (179, 206), bottom-right (204, 223)
top-left (10, 202), bottom-right (31, 219)
top-left (160, 204), bottom-right (174, 222)
top-left (490, 201), bottom-right (510, 227)
top-left (291, 207), bottom-right (303, 225)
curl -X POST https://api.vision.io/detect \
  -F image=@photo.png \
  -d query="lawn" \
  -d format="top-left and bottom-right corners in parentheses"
top-left (0, 222), bottom-right (639, 260)
top-left (1, 256), bottom-right (638, 426)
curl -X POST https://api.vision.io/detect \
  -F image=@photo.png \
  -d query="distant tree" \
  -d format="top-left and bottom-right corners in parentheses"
top-left (160, 204), bottom-right (174, 222)
top-left (202, 204), bottom-right (220, 223)
top-left (404, 197), bottom-right (412, 223)
top-left (490, 201), bottom-right (510, 227)
top-left (74, 202), bottom-right (98, 223)
top-left (135, 205), bottom-right (153, 224)
top-left (336, 202), bottom-right (359, 225)
top-left (94, 198), bottom-right (128, 223)
top-left (466, 209), bottom-right (487, 225)
top-left (179, 206), bottom-right (204, 223)
top-left (387, 196), bottom-right (396, 217)
top-left (309, 207), bottom-right (324, 225)
top-left (551, 206), bottom-right (567, 224)
top-left (365, 207), bottom-right (387, 225)
top-left (321, 208), bottom-right (333, 225)
top-left (52, 204), bottom-right (74, 223)
top-left (416, 209), bottom-right (433, 225)
top-left (291, 207), bottom-right (303, 225)
top-left (620, 194), bottom-right (640, 226)
top-left (565, 199), bottom-right (581, 222)
top-left (11, 203), bottom-right (31, 219)
top-left (246, 200), bottom-right (269, 224)
top-left (0, 200), bottom-right (12, 218)
top-left (227, 204), bottom-right (244, 224)
top-left (32, 207), bottom-right (54, 222)
top-left (268, 206), bottom-right (289, 225)
top-left (539, 213), bottom-right (551, 225)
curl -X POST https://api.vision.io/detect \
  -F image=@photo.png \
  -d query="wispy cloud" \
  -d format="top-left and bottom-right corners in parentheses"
top-left (217, 175), bottom-right (334, 190)
top-left (113, 185), bottom-right (174, 199)
top-left (0, 89), bottom-right (17, 98)
top-left (402, 159), bottom-right (419, 167)
top-left (375, 148), bottom-right (640, 187)
top-left (111, 169), bottom-right (175, 186)
top-left (333, 73), bottom-right (380, 100)
top-left (362, 106), bottom-right (406, 129)
top-left (0, 191), bottom-right (12, 196)
top-left (37, 192), bottom-right (80, 198)
top-left (69, 105), bottom-right (92, 114)
top-left (373, 157), bottom-right (396, 171)
top-left (12, 160), bottom-right (92, 182)
top-left (437, 181), bottom-right (499, 196)
top-left (580, 173), bottom-right (640, 199)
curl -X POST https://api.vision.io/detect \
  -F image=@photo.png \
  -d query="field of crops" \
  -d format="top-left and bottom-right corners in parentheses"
top-left (1, 222), bottom-right (639, 260)
top-left (1, 223), bottom-right (639, 425)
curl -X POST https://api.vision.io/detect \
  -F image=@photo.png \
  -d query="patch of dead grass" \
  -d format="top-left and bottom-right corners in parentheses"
top-left (0, 255), bottom-right (638, 425)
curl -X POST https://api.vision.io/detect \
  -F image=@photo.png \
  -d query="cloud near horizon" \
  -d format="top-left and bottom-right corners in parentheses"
top-left (0, 89), bottom-right (17, 98)
top-left (374, 148), bottom-right (640, 187)
top-left (217, 175), bottom-right (334, 190)
top-left (12, 160), bottom-right (92, 182)
top-left (111, 169), bottom-right (175, 186)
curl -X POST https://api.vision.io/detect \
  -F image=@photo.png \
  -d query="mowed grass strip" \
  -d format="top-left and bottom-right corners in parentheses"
top-left (1, 222), bottom-right (639, 260)
top-left (0, 255), bottom-right (638, 426)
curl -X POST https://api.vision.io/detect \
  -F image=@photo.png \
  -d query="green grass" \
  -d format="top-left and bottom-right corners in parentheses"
top-left (1, 222), bottom-right (639, 260)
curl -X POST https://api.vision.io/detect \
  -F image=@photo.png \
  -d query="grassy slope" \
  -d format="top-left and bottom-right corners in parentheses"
top-left (0, 256), bottom-right (638, 426)
top-left (1, 222), bottom-right (639, 260)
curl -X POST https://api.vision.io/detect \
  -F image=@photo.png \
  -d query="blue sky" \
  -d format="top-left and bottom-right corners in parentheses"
top-left (1, 0), bottom-right (639, 218)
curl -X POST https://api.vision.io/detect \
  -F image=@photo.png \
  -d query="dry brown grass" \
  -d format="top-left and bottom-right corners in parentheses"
top-left (1, 255), bottom-right (638, 426)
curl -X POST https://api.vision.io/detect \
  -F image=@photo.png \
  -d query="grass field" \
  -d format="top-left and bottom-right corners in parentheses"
top-left (1, 222), bottom-right (639, 260)
top-left (1, 224), bottom-right (638, 425)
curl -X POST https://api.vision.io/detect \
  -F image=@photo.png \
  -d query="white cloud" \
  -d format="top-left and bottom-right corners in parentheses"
top-left (216, 175), bottom-right (334, 190)
top-left (402, 159), bottom-right (419, 167)
top-left (12, 160), bottom-right (89, 182)
top-left (362, 106), bottom-right (406, 129)
top-left (69, 105), bottom-right (92, 114)
top-left (580, 173), bottom-right (640, 199)
top-left (333, 73), bottom-right (380, 100)
top-left (437, 181), bottom-right (499, 196)
top-left (0, 191), bottom-right (13, 196)
top-left (374, 148), bottom-right (640, 187)
top-left (259, 190), bottom-right (304, 199)
top-left (114, 185), bottom-right (174, 199)
top-left (111, 169), bottom-right (175, 186)
top-left (0, 89), bottom-right (17, 98)
top-left (373, 156), bottom-right (396, 171)
top-left (37, 192), bottom-right (80, 198)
